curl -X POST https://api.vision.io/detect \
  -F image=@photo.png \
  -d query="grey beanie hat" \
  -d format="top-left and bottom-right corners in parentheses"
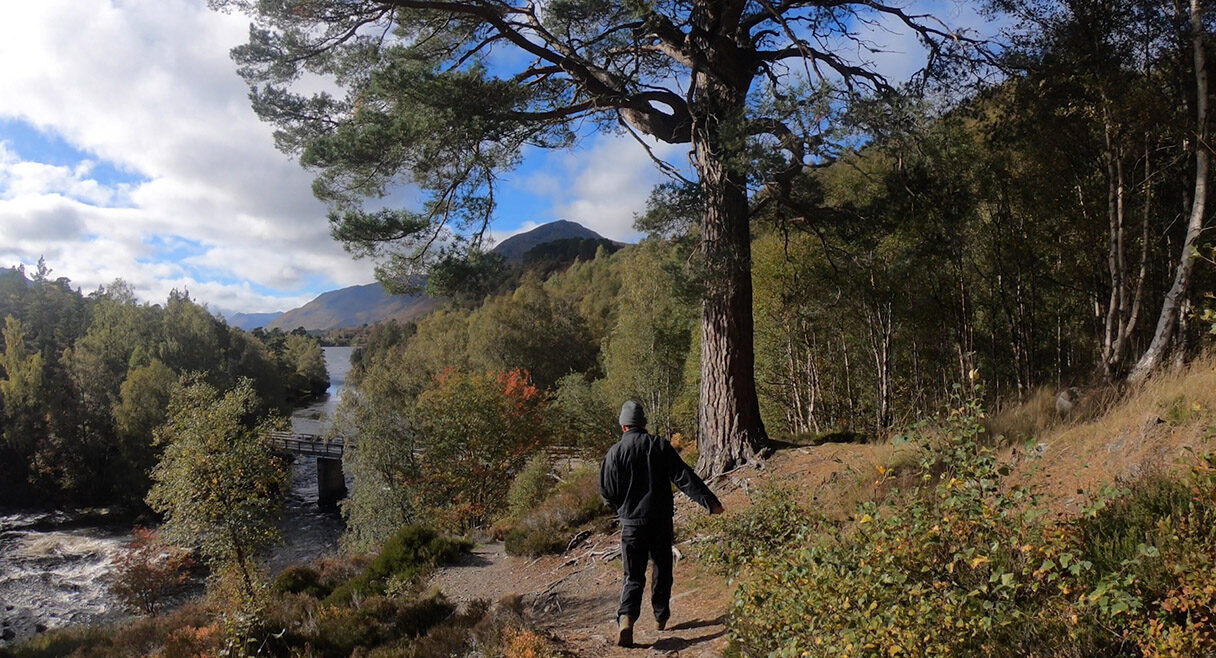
top-left (619, 400), bottom-right (647, 428)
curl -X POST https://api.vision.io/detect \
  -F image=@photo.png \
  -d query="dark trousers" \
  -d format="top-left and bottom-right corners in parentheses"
top-left (617, 519), bottom-right (673, 621)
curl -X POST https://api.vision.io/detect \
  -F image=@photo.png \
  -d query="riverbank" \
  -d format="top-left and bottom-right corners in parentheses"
top-left (0, 346), bottom-right (355, 649)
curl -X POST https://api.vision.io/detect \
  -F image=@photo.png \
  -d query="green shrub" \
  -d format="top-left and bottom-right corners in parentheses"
top-left (504, 464), bottom-right (608, 557)
top-left (392, 591), bottom-right (459, 638)
top-left (504, 520), bottom-right (567, 556)
top-left (1161, 394), bottom-right (1201, 426)
top-left (272, 564), bottom-right (331, 598)
top-left (506, 453), bottom-right (556, 521)
top-left (315, 602), bottom-right (386, 655)
top-left (311, 592), bottom-right (456, 656)
top-left (8, 603), bottom-right (217, 658)
top-left (7, 626), bottom-right (112, 658)
top-left (725, 396), bottom-right (1087, 656)
top-left (1072, 475), bottom-right (1190, 577)
top-left (327, 525), bottom-right (472, 605)
top-left (1073, 454), bottom-right (1216, 654)
top-left (717, 392), bottom-right (1216, 657)
top-left (690, 484), bottom-right (821, 574)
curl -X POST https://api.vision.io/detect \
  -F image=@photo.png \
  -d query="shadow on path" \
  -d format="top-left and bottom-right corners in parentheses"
top-left (445, 550), bottom-right (494, 568)
top-left (665, 615), bottom-right (724, 632)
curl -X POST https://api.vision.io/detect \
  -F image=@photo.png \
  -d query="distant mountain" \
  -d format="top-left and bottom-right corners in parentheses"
top-left (266, 282), bottom-right (439, 331)
top-left (226, 311), bottom-right (283, 331)
top-left (492, 219), bottom-right (608, 262)
top-left (247, 220), bottom-right (615, 331)
top-left (521, 237), bottom-right (624, 277)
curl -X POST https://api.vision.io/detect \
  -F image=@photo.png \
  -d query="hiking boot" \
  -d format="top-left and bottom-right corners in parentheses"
top-left (617, 615), bottom-right (634, 647)
top-left (656, 614), bottom-right (669, 631)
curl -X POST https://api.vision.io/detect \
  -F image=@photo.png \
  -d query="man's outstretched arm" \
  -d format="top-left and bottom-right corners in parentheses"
top-left (665, 442), bottom-right (724, 514)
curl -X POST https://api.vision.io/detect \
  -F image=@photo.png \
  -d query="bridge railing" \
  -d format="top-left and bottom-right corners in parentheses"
top-left (543, 445), bottom-right (588, 461)
top-left (270, 431), bottom-right (347, 459)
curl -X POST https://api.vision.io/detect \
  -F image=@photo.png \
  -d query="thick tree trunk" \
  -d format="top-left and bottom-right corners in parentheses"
top-left (689, 14), bottom-right (766, 475)
top-left (1129, 0), bottom-right (1209, 383)
top-left (694, 141), bottom-right (766, 475)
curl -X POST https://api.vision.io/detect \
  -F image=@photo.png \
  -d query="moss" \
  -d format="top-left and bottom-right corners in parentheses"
top-left (504, 464), bottom-right (609, 557)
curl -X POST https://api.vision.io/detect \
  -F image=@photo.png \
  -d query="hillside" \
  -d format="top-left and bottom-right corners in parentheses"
top-left (226, 311), bottom-right (283, 331)
top-left (266, 282), bottom-right (438, 331)
top-left (241, 221), bottom-right (615, 331)
top-left (417, 356), bottom-right (1216, 656)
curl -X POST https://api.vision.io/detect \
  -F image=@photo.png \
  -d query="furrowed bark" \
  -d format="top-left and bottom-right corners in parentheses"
top-left (694, 133), bottom-right (766, 475)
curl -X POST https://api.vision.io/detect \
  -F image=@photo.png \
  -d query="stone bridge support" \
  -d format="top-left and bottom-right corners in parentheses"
top-left (317, 457), bottom-right (347, 507)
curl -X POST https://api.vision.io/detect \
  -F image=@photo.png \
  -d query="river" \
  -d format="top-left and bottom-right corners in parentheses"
top-left (0, 345), bottom-right (356, 647)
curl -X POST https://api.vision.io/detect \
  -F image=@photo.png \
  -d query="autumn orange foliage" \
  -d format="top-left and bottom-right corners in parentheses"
top-left (414, 368), bottom-right (552, 529)
top-left (109, 526), bottom-right (194, 616)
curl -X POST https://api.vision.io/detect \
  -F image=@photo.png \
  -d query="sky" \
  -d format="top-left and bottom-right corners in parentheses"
top-left (0, 1), bottom-right (996, 315)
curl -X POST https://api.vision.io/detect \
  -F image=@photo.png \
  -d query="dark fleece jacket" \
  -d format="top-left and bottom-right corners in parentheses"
top-left (599, 429), bottom-right (720, 525)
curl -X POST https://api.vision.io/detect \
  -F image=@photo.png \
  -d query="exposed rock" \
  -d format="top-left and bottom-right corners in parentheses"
top-left (1056, 387), bottom-right (1081, 415)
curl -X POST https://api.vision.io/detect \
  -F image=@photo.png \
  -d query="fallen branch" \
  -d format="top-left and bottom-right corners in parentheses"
top-left (566, 529), bottom-right (593, 553)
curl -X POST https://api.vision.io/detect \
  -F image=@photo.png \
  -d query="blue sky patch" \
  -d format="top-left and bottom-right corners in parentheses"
top-left (0, 117), bottom-right (148, 189)
top-left (142, 234), bottom-right (207, 263)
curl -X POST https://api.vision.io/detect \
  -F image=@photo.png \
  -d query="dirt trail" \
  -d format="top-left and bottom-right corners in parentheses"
top-left (426, 442), bottom-right (904, 657)
top-left (429, 536), bottom-right (730, 657)
top-left (431, 378), bottom-right (1216, 656)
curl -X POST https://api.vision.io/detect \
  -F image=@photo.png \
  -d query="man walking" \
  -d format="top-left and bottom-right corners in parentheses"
top-left (599, 400), bottom-right (724, 648)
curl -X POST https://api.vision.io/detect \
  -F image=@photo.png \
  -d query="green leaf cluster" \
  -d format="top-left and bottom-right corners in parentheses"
top-left (146, 378), bottom-right (289, 599)
top-left (713, 394), bottom-right (1216, 656)
top-left (0, 267), bottom-right (327, 507)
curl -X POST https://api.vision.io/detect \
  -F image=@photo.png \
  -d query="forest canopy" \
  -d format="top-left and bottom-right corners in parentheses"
top-left (0, 262), bottom-right (328, 508)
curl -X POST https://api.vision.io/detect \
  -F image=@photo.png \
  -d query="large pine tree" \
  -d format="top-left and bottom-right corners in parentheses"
top-left (214, 0), bottom-right (982, 474)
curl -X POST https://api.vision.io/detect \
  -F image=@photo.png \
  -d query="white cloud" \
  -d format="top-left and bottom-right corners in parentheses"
top-left (0, 146), bottom-right (131, 207)
top-left (0, 0), bottom-right (1003, 314)
top-left (546, 134), bottom-right (687, 242)
top-left (0, 0), bottom-right (376, 313)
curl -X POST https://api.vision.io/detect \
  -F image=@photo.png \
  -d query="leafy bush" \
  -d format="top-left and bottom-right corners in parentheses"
top-left (506, 453), bottom-right (556, 521)
top-left (1160, 394), bottom-right (1202, 426)
top-left (504, 464), bottom-right (609, 557)
top-left (272, 564), bottom-right (331, 598)
top-left (502, 628), bottom-right (562, 658)
top-left (327, 525), bottom-right (472, 605)
top-left (412, 369), bottom-right (553, 530)
top-left (109, 526), bottom-right (195, 615)
top-left (504, 520), bottom-right (568, 557)
top-left (1075, 453), bottom-right (1216, 655)
top-left (690, 485), bottom-right (821, 574)
top-left (313, 593), bottom-right (456, 656)
top-left (728, 398), bottom-right (1080, 656)
top-left (8, 603), bottom-right (217, 658)
top-left (717, 394), bottom-right (1216, 657)
top-left (1072, 475), bottom-right (1189, 577)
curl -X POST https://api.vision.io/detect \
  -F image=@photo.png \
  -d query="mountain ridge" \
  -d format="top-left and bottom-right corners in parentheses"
top-left (232, 220), bottom-right (612, 331)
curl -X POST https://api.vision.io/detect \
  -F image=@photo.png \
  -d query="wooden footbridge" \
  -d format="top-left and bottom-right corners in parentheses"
top-left (270, 431), bottom-right (351, 506)
top-left (270, 431), bottom-right (349, 458)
